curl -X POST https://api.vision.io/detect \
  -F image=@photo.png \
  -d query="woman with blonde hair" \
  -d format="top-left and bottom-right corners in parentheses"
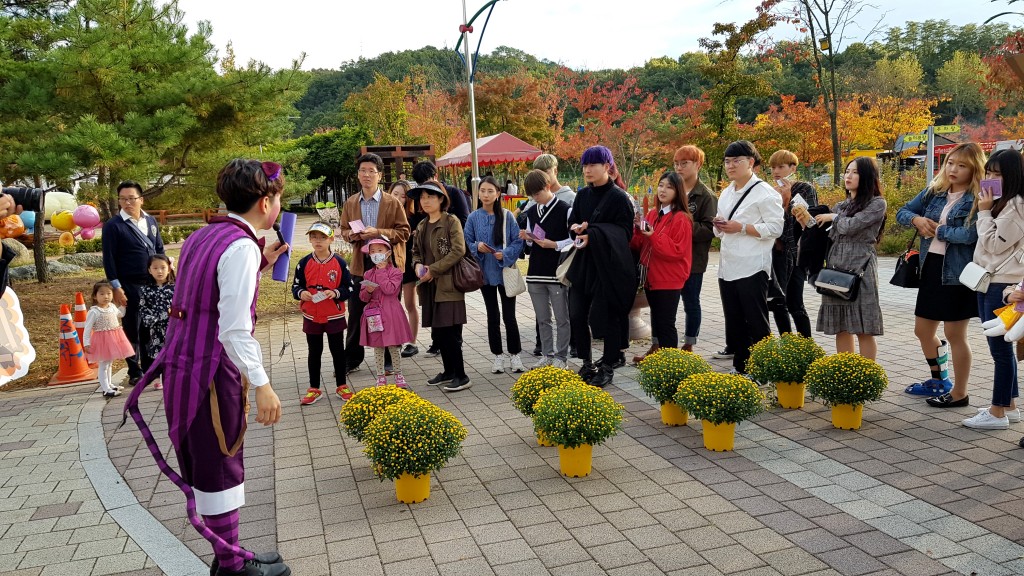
top-left (896, 142), bottom-right (984, 406)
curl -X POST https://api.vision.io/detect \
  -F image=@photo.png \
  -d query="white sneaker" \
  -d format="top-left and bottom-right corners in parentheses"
top-left (510, 354), bottom-right (526, 373)
top-left (963, 409), bottom-right (1010, 430)
top-left (552, 359), bottom-right (567, 369)
top-left (492, 354), bottom-right (505, 374)
top-left (978, 407), bottom-right (1021, 423)
top-left (531, 356), bottom-right (552, 369)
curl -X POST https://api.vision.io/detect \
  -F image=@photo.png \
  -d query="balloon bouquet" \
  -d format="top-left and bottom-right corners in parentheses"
top-left (50, 204), bottom-right (101, 247)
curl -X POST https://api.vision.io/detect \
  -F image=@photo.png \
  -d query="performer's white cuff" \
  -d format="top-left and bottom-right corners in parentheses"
top-left (194, 483), bottom-right (245, 516)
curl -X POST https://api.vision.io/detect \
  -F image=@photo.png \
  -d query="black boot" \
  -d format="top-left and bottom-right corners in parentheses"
top-left (578, 362), bottom-right (598, 383)
top-left (212, 553), bottom-right (285, 576)
top-left (590, 365), bottom-right (614, 388)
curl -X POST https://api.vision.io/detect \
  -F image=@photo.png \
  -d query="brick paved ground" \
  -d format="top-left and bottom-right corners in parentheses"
top-left (4, 255), bottom-right (1024, 575)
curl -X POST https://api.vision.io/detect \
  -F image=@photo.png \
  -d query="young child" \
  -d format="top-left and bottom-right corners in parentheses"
top-left (359, 237), bottom-right (413, 387)
top-left (139, 254), bottom-right (175, 391)
top-left (84, 280), bottom-right (136, 398)
top-left (292, 221), bottom-right (353, 404)
top-left (123, 159), bottom-right (291, 576)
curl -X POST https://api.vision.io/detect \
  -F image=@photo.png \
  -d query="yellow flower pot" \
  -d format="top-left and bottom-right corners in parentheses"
top-left (660, 401), bottom-right (688, 426)
top-left (537, 429), bottom-right (554, 447)
top-left (701, 420), bottom-right (736, 452)
top-left (831, 404), bottom-right (863, 430)
top-left (394, 472), bottom-right (430, 504)
top-left (557, 444), bottom-right (593, 477)
top-left (775, 381), bottom-right (806, 409)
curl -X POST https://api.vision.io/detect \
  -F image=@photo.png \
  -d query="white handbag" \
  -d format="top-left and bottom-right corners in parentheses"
top-left (959, 249), bottom-right (1024, 293)
top-left (501, 210), bottom-right (527, 297)
top-left (555, 247), bottom-right (575, 286)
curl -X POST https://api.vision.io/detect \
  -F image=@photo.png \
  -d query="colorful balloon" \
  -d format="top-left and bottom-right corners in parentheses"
top-left (58, 232), bottom-right (75, 247)
top-left (72, 205), bottom-right (101, 229)
top-left (51, 210), bottom-right (76, 232)
top-left (80, 228), bottom-right (96, 240)
top-left (0, 215), bottom-right (25, 238)
top-left (19, 211), bottom-right (34, 233)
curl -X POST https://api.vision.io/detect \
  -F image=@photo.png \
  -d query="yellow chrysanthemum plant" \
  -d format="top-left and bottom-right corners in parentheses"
top-left (339, 385), bottom-right (417, 442)
top-left (532, 384), bottom-right (625, 449)
top-left (363, 397), bottom-right (469, 481)
top-left (673, 373), bottom-right (766, 425)
top-left (511, 366), bottom-right (587, 416)
top-left (804, 353), bottom-right (888, 407)
top-left (637, 348), bottom-right (714, 405)
top-left (747, 333), bottom-right (826, 385)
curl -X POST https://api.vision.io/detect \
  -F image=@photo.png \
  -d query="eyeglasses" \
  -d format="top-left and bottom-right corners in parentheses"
top-left (119, 196), bottom-right (142, 202)
top-left (358, 169), bottom-right (380, 176)
top-left (723, 158), bottom-right (750, 167)
top-left (674, 161), bottom-right (695, 168)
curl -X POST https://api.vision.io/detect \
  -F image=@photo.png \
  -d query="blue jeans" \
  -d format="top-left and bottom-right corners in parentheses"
top-left (979, 283), bottom-right (1018, 407)
top-left (681, 273), bottom-right (703, 345)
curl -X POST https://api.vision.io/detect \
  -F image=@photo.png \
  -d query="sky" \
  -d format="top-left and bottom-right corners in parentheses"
top-left (172, 0), bottom-right (1009, 71)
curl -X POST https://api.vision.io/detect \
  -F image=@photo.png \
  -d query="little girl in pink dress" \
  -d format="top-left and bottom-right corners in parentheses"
top-left (360, 238), bottom-right (414, 387)
top-left (84, 281), bottom-right (136, 398)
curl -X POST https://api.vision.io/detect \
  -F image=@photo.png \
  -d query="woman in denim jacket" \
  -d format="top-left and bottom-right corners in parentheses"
top-left (896, 142), bottom-right (985, 407)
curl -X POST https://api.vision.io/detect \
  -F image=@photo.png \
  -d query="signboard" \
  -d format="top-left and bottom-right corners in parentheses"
top-left (934, 125), bottom-right (961, 135)
top-left (903, 134), bottom-right (928, 143)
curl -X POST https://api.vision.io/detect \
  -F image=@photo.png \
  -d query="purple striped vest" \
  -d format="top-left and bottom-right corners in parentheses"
top-left (160, 217), bottom-right (262, 450)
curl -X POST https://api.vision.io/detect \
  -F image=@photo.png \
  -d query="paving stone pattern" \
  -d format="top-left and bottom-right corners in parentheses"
top-left (4, 255), bottom-right (1024, 575)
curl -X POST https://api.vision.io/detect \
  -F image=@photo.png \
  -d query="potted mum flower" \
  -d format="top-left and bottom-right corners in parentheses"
top-left (363, 397), bottom-right (468, 503)
top-left (674, 373), bottom-right (765, 451)
top-left (746, 333), bottom-right (826, 409)
top-left (638, 348), bottom-right (714, 426)
top-left (339, 385), bottom-right (417, 442)
top-left (804, 353), bottom-right (888, 430)
top-left (532, 384), bottom-right (624, 477)
top-left (511, 366), bottom-right (587, 446)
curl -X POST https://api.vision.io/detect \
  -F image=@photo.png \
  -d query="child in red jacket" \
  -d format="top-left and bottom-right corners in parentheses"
top-left (631, 172), bottom-right (693, 363)
top-left (292, 222), bottom-right (353, 403)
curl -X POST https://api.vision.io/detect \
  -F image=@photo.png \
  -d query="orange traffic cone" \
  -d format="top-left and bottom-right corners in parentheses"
top-left (49, 304), bottom-right (97, 386)
top-left (73, 292), bottom-right (87, 344)
top-left (72, 292), bottom-right (97, 368)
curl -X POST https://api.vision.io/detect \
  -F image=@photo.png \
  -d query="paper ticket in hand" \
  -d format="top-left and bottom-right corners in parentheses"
top-left (527, 224), bottom-right (546, 241)
top-left (311, 291), bottom-right (330, 303)
top-left (349, 220), bottom-right (366, 233)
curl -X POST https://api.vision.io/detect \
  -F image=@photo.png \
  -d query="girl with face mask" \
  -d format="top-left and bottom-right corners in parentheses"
top-left (359, 237), bottom-right (414, 387)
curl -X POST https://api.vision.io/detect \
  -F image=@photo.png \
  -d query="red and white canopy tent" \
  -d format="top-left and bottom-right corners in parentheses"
top-left (436, 132), bottom-right (542, 168)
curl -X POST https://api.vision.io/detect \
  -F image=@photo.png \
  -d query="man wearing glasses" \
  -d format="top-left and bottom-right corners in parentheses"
top-left (101, 181), bottom-right (166, 386)
top-left (340, 153), bottom-right (411, 376)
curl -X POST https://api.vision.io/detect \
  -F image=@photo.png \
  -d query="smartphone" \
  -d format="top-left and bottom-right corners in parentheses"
top-left (776, 179), bottom-right (787, 187)
top-left (982, 178), bottom-right (1003, 199)
top-left (640, 220), bottom-right (652, 232)
top-left (713, 217), bottom-right (726, 228)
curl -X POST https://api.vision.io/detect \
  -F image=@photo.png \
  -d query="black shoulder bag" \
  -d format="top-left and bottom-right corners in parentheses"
top-left (889, 230), bottom-right (920, 288)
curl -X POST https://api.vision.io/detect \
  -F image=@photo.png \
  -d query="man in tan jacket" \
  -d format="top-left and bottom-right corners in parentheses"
top-left (341, 153), bottom-right (411, 374)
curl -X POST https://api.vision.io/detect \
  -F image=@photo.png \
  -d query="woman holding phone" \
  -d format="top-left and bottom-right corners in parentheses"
top-left (962, 149), bottom-right (1024, 430)
top-left (896, 143), bottom-right (984, 406)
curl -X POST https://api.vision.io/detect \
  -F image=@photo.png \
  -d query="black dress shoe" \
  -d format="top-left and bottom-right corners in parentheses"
top-left (212, 553), bottom-right (283, 576)
top-left (570, 345), bottom-right (579, 359)
top-left (926, 393), bottom-right (970, 408)
top-left (216, 557), bottom-right (290, 576)
top-left (400, 344), bottom-right (419, 358)
top-left (596, 355), bottom-right (626, 370)
top-left (590, 366), bottom-right (614, 388)
top-left (128, 376), bottom-right (142, 387)
top-left (578, 362), bottom-right (598, 383)
top-left (427, 373), bottom-right (454, 385)
top-left (532, 346), bottom-right (543, 356)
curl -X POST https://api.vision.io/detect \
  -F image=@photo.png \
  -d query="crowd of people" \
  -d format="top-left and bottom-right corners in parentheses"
top-left (63, 139), bottom-right (1021, 575)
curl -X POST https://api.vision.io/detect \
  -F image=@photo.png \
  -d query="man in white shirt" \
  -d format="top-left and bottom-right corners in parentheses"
top-left (713, 141), bottom-right (784, 374)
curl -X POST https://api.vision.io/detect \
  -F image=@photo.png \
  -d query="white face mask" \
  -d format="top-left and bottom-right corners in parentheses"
top-left (370, 252), bottom-right (389, 265)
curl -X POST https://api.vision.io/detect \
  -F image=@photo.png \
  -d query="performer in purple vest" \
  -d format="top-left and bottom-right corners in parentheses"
top-left (123, 159), bottom-right (291, 576)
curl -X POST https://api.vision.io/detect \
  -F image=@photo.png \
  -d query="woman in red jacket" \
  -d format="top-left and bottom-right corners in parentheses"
top-left (632, 171), bottom-right (693, 363)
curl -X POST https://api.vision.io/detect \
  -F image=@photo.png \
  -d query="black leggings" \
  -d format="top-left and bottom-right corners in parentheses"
top-left (307, 331), bottom-right (346, 389)
top-left (646, 288), bottom-right (682, 349)
top-left (480, 285), bottom-right (522, 355)
top-left (434, 324), bottom-right (467, 378)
